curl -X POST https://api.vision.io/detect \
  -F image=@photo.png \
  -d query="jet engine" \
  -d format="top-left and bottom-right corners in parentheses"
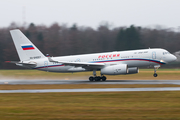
top-left (101, 64), bottom-right (128, 75)
top-left (127, 67), bottom-right (139, 74)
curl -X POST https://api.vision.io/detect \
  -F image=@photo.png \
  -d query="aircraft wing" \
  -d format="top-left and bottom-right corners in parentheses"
top-left (48, 57), bottom-right (105, 69)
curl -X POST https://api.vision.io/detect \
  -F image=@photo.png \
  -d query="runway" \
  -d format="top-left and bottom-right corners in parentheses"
top-left (1, 79), bottom-right (180, 93)
top-left (1, 87), bottom-right (180, 93)
top-left (1, 79), bottom-right (180, 85)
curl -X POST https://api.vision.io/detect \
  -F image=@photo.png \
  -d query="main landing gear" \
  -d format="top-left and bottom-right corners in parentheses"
top-left (89, 70), bottom-right (107, 82)
top-left (89, 76), bottom-right (107, 81)
top-left (153, 65), bottom-right (160, 77)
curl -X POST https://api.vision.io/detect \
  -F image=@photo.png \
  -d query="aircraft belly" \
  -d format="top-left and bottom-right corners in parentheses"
top-left (67, 67), bottom-right (86, 72)
top-left (39, 66), bottom-right (72, 72)
top-left (149, 61), bottom-right (159, 66)
top-left (37, 68), bottom-right (47, 72)
top-left (48, 66), bottom-right (87, 72)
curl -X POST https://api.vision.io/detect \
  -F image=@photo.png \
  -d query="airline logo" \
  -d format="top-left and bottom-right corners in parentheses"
top-left (21, 45), bottom-right (35, 50)
top-left (98, 54), bottom-right (120, 58)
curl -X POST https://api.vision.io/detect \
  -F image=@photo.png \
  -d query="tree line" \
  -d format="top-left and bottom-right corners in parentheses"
top-left (0, 22), bottom-right (180, 69)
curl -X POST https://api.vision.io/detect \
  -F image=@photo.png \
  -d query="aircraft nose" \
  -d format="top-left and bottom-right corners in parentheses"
top-left (171, 54), bottom-right (177, 61)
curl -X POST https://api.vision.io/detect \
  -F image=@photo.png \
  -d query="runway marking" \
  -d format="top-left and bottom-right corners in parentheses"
top-left (1, 87), bottom-right (180, 93)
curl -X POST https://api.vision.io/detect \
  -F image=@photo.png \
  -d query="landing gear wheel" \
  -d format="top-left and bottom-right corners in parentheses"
top-left (102, 76), bottom-right (107, 81)
top-left (95, 76), bottom-right (101, 81)
top-left (98, 76), bottom-right (101, 81)
top-left (153, 73), bottom-right (158, 77)
top-left (89, 76), bottom-right (94, 81)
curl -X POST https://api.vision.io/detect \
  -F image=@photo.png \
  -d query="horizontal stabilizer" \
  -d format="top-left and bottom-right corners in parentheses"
top-left (5, 61), bottom-right (36, 65)
top-left (5, 61), bottom-right (19, 64)
top-left (5, 61), bottom-right (37, 68)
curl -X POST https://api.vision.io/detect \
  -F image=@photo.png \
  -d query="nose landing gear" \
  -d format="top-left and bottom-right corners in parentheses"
top-left (153, 73), bottom-right (158, 77)
top-left (153, 65), bottom-right (160, 77)
top-left (89, 70), bottom-right (107, 81)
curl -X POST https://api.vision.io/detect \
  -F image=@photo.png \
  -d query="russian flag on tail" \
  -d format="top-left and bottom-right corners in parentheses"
top-left (21, 45), bottom-right (35, 50)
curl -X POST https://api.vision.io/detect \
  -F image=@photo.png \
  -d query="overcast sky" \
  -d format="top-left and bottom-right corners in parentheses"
top-left (1, 0), bottom-right (180, 29)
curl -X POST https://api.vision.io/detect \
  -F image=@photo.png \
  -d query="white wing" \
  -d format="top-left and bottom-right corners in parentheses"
top-left (48, 57), bottom-right (105, 69)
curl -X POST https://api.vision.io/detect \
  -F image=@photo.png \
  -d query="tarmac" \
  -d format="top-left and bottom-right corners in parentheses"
top-left (0, 79), bottom-right (180, 85)
top-left (1, 79), bottom-right (180, 93)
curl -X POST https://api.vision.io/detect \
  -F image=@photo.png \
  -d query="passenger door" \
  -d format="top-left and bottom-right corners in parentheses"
top-left (152, 51), bottom-right (156, 60)
top-left (150, 51), bottom-right (156, 66)
top-left (44, 61), bottom-right (48, 71)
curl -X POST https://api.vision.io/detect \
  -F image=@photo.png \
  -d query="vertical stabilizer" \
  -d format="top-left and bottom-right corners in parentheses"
top-left (10, 29), bottom-right (45, 61)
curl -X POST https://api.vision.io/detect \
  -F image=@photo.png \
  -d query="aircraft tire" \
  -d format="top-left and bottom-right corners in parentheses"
top-left (89, 76), bottom-right (94, 81)
top-left (95, 77), bottom-right (100, 81)
top-left (98, 76), bottom-right (101, 81)
top-left (102, 76), bottom-right (107, 81)
top-left (153, 73), bottom-right (158, 77)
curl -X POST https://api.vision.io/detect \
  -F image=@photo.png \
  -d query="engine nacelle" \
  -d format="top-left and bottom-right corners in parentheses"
top-left (127, 67), bottom-right (139, 74)
top-left (101, 64), bottom-right (128, 75)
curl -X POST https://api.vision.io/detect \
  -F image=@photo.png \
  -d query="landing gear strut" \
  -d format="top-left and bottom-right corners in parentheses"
top-left (89, 71), bottom-right (107, 82)
top-left (153, 65), bottom-right (160, 77)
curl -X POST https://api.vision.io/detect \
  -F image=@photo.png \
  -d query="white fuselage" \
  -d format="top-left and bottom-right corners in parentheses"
top-left (32, 48), bottom-right (176, 73)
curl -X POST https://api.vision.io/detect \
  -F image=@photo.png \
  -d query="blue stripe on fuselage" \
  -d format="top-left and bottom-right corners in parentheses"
top-left (90, 58), bottom-right (166, 65)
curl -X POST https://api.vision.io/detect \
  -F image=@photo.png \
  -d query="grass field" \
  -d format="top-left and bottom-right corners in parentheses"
top-left (1, 92), bottom-right (180, 120)
top-left (0, 69), bottom-right (180, 80)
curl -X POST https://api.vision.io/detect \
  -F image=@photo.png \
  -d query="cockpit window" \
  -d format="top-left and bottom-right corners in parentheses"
top-left (163, 52), bottom-right (170, 55)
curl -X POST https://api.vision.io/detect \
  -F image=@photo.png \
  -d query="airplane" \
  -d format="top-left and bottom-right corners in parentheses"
top-left (6, 29), bottom-right (177, 81)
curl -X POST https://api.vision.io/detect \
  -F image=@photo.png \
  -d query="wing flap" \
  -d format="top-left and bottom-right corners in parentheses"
top-left (48, 57), bottom-right (105, 68)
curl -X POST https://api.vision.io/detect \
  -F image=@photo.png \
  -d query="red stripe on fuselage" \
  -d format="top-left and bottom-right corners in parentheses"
top-left (95, 59), bottom-right (164, 65)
